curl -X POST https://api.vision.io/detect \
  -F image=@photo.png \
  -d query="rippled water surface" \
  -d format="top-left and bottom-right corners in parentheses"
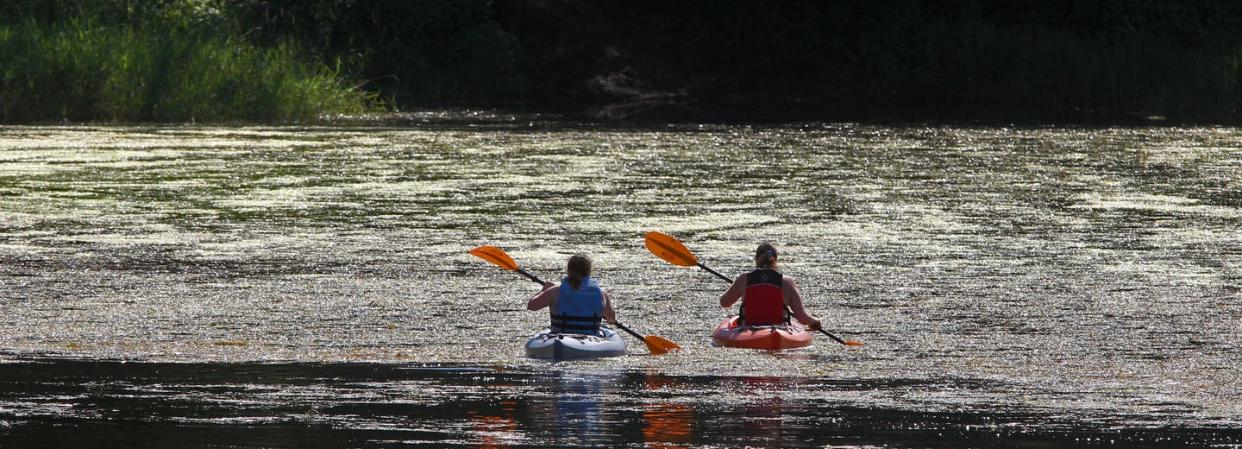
top-left (2, 119), bottom-right (1240, 447)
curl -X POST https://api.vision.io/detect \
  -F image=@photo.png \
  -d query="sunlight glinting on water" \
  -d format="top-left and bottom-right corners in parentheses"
top-left (2, 123), bottom-right (1240, 428)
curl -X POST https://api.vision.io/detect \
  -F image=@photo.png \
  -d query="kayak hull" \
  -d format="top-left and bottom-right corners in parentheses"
top-left (711, 317), bottom-right (813, 350)
top-left (525, 327), bottom-right (628, 360)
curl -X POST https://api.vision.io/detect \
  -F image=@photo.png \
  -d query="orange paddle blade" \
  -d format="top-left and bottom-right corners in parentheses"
top-left (843, 340), bottom-right (865, 347)
top-left (643, 335), bottom-right (682, 355)
top-left (469, 245), bottom-right (519, 271)
top-left (644, 231), bottom-right (698, 267)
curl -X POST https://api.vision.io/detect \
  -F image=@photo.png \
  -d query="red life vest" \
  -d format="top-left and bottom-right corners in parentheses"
top-left (741, 269), bottom-right (786, 325)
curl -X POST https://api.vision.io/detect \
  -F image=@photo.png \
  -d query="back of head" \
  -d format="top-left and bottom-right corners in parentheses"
top-left (566, 253), bottom-right (592, 288)
top-left (755, 242), bottom-right (778, 269)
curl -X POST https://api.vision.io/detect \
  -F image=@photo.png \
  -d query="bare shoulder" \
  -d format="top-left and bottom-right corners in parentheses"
top-left (783, 275), bottom-right (798, 287)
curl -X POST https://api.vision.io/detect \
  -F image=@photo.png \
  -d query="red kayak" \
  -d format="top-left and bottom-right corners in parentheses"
top-left (711, 317), bottom-right (813, 350)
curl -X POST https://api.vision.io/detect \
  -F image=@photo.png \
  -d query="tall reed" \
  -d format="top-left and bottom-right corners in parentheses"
top-left (0, 18), bottom-right (372, 123)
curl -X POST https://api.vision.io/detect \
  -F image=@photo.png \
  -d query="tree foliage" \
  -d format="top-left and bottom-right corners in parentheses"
top-left (3, 0), bottom-right (1242, 122)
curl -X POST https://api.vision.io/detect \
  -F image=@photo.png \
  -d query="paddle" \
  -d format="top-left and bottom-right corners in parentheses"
top-left (644, 231), bottom-right (732, 282)
top-left (469, 245), bottom-right (548, 285)
top-left (613, 321), bottom-right (680, 355)
top-left (469, 245), bottom-right (681, 355)
top-left (643, 231), bottom-right (864, 347)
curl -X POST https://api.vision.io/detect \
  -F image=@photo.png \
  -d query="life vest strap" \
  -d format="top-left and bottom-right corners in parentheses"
top-left (550, 313), bottom-right (602, 331)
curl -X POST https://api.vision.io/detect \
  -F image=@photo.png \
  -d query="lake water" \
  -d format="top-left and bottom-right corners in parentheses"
top-left (1, 117), bottom-right (1240, 447)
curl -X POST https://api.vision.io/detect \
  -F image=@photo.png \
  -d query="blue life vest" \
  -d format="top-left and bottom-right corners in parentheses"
top-left (550, 277), bottom-right (604, 335)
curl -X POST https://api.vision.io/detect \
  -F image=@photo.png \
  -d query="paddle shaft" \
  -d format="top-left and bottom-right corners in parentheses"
top-left (516, 269), bottom-right (546, 285)
top-left (699, 260), bottom-right (857, 346)
top-left (614, 321), bottom-right (645, 341)
top-left (698, 263), bottom-right (731, 282)
top-left (815, 328), bottom-right (853, 345)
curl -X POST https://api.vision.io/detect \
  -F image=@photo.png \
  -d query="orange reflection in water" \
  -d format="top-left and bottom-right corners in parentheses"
top-left (470, 400), bottom-right (520, 449)
top-left (643, 375), bottom-right (693, 449)
top-left (643, 403), bottom-right (692, 449)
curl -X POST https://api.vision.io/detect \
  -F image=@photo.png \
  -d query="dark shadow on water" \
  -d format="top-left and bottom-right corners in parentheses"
top-left (0, 358), bottom-right (1237, 448)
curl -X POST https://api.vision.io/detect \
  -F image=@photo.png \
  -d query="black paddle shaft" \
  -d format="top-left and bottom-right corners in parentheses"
top-left (517, 269), bottom-right (547, 285)
top-left (816, 328), bottom-right (852, 345)
top-left (698, 263), bottom-right (732, 283)
top-left (614, 321), bottom-right (646, 341)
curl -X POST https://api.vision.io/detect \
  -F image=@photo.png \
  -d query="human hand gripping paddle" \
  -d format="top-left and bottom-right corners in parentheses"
top-left (468, 245), bottom-right (681, 355)
top-left (643, 231), bottom-right (864, 347)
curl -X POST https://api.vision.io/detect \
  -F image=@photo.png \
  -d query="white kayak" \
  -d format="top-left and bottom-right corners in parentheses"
top-left (524, 327), bottom-right (628, 360)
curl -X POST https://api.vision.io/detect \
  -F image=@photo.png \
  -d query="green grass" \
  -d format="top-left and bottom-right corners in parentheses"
top-left (0, 18), bottom-right (373, 123)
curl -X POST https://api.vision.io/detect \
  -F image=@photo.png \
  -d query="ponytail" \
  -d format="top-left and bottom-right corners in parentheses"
top-left (755, 242), bottom-right (778, 269)
top-left (566, 254), bottom-right (592, 289)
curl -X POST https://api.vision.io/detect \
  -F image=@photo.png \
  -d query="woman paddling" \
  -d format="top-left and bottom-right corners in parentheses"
top-left (719, 242), bottom-right (822, 331)
top-left (527, 253), bottom-right (617, 335)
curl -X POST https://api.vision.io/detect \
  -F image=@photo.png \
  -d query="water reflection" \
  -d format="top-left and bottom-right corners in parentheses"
top-left (469, 401), bottom-right (519, 449)
top-left (720, 376), bottom-right (804, 448)
top-left (643, 375), bottom-right (692, 449)
top-left (0, 360), bottom-right (1238, 448)
top-left (525, 372), bottom-right (622, 447)
top-left (643, 403), bottom-right (692, 449)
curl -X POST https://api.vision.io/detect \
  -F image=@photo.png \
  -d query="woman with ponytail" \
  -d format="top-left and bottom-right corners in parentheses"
top-left (526, 254), bottom-right (617, 335)
top-left (718, 242), bottom-right (822, 330)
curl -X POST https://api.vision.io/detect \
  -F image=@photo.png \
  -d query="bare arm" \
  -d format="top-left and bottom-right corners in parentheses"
top-left (783, 277), bottom-right (821, 329)
top-left (719, 273), bottom-right (747, 308)
top-left (526, 282), bottom-right (558, 311)
top-left (601, 289), bottom-right (617, 324)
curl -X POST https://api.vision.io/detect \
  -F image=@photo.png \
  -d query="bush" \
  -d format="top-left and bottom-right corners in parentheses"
top-left (0, 5), bottom-right (372, 123)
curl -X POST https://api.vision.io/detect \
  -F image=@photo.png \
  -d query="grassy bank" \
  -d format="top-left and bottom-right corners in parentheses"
top-left (0, 18), bottom-right (372, 123)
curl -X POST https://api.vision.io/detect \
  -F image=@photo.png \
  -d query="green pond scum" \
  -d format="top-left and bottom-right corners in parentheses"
top-left (1, 120), bottom-right (1240, 447)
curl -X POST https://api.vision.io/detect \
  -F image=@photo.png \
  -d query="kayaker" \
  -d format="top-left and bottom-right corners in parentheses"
top-left (719, 242), bottom-right (822, 330)
top-left (527, 253), bottom-right (617, 335)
